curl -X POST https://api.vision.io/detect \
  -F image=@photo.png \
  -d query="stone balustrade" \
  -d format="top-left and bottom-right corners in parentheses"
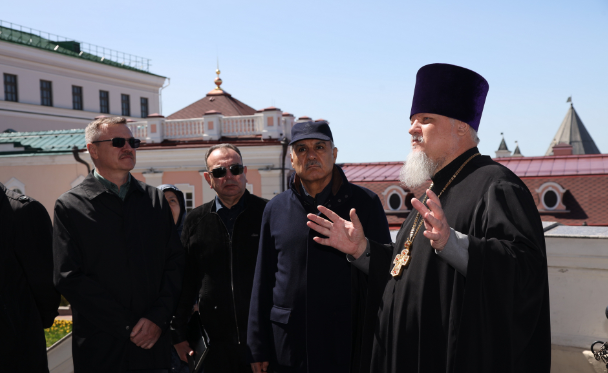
top-left (128, 110), bottom-right (296, 144)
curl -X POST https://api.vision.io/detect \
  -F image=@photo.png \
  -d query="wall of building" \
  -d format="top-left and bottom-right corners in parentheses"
top-left (0, 149), bottom-right (273, 219)
top-left (0, 41), bottom-right (165, 132)
top-left (0, 159), bottom-right (88, 215)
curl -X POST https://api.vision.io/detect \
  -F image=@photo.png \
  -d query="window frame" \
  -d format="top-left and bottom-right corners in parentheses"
top-left (174, 183), bottom-right (195, 214)
top-left (99, 90), bottom-right (109, 114)
top-left (3, 73), bottom-right (18, 102)
top-left (72, 85), bottom-right (83, 110)
top-left (40, 80), bottom-right (53, 107)
top-left (121, 94), bottom-right (130, 117)
top-left (140, 97), bottom-right (149, 118)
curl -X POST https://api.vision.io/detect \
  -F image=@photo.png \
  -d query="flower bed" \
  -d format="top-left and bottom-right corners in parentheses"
top-left (45, 319), bottom-right (72, 347)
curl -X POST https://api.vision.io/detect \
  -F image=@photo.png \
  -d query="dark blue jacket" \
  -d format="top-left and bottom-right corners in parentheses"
top-left (247, 166), bottom-right (391, 373)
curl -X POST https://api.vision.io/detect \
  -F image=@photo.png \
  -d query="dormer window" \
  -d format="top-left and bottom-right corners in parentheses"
top-left (536, 182), bottom-right (569, 213)
top-left (388, 192), bottom-right (402, 211)
top-left (382, 186), bottom-right (413, 213)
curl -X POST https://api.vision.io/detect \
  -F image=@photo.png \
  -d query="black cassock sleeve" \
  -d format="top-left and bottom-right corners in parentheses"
top-left (456, 180), bottom-right (551, 373)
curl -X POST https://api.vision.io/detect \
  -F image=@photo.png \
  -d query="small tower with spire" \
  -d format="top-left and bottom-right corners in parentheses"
top-left (512, 141), bottom-right (523, 157)
top-left (545, 99), bottom-right (601, 155)
top-left (495, 133), bottom-right (511, 158)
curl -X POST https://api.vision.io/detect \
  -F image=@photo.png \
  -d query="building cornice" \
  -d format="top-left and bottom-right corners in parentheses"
top-left (0, 42), bottom-right (166, 89)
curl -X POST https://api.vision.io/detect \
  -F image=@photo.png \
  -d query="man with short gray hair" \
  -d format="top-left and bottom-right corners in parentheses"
top-left (54, 117), bottom-right (184, 373)
top-left (247, 120), bottom-right (391, 373)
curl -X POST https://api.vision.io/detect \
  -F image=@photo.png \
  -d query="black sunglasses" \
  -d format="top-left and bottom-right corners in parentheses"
top-left (209, 164), bottom-right (244, 178)
top-left (92, 137), bottom-right (141, 149)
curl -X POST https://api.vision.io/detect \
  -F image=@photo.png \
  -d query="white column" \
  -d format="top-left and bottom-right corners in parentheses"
top-left (143, 172), bottom-right (163, 187)
top-left (258, 169), bottom-right (282, 200)
top-left (199, 171), bottom-right (217, 204)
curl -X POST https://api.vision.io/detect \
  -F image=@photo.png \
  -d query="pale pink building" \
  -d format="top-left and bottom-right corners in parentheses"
top-left (0, 72), bottom-right (321, 218)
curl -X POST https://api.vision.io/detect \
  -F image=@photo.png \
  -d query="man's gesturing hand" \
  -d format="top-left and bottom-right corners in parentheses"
top-left (251, 361), bottom-right (269, 373)
top-left (174, 341), bottom-right (194, 362)
top-left (411, 189), bottom-right (450, 251)
top-left (130, 318), bottom-right (162, 349)
top-left (307, 206), bottom-right (367, 259)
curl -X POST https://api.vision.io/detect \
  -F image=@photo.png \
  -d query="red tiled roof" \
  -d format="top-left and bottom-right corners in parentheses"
top-left (339, 162), bottom-right (402, 182)
top-left (495, 154), bottom-right (608, 177)
top-left (167, 90), bottom-right (257, 119)
top-left (340, 154), bottom-right (608, 183)
top-left (346, 154), bottom-right (608, 227)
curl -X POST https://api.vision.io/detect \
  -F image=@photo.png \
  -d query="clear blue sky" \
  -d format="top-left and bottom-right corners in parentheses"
top-left (5, 0), bottom-right (608, 162)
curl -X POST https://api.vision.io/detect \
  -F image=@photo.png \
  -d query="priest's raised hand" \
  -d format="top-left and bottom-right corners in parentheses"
top-left (411, 188), bottom-right (450, 251)
top-left (306, 206), bottom-right (368, 259)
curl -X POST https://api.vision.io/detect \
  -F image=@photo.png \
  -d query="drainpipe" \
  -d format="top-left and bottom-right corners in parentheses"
top-left (72, 146), bottom-right (91, 174)
top-left (158, 78), bottom-right (171, 115)
top-left (280, 137), bottom-right (288, 192)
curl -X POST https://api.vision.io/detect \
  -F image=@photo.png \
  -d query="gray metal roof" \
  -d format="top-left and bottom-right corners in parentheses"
top-left (542, 221), bottom-right (560, 231)
top-left (545, 104), bottom-right (601, 155)
top-left (544, 225), bottom-right (608, 238)
top-left (0, 129), bottom-right (85, 156)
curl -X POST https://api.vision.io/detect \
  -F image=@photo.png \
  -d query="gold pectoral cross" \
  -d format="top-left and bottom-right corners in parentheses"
top-left (390, 241), bottom-right (411, 277)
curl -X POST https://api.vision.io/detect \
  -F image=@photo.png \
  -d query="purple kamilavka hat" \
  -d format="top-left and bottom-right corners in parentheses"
top-left (410, 63), bottom-right (489, 131)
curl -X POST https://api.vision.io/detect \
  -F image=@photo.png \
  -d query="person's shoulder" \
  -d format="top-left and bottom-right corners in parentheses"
top-left (3, 188), bottom-right (48, 218)
top-left (470, 156), bottom-right (529, 192)
top-left (56, 178), bottom-right (90, 205)
top-left (184, 199), bottom-right (213, 223)
top-left (137, 179), bottom-right (163, 197)
top-left (345, 181), bottom-right (380, 201)
top-left (246, 192), bottom-right (269, 208)
top-left (474, 156), bottom-right (524, 181)
top-left (264, 189), bottom-right (291, 209)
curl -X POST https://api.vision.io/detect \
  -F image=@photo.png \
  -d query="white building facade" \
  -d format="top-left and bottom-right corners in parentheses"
top-left (0, 20), bottom-right (166, 132)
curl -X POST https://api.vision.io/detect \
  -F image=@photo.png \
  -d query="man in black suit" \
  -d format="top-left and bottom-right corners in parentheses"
top-left (0, 182), bottom-right (60, 372)
top-left (53, 117), bottom-right (184, 373)
top-left (172, 144), bottom-right (268, 373)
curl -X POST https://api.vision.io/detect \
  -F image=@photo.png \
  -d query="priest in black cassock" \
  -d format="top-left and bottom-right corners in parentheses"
top-left (306, 63), bottom-right (551, 373)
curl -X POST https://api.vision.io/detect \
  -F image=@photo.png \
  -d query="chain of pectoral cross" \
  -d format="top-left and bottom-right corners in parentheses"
top-left (390, 153), bottom-right (480, 278)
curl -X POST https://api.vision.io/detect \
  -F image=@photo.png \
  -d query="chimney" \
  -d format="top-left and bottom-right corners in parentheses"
top-left (552, 143), bottom-right (573, 156)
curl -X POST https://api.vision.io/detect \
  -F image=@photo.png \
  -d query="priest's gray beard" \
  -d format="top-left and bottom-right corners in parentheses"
top-left (399, 150), bottom-right (442, 188)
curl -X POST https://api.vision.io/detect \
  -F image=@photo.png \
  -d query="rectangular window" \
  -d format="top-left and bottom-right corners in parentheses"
top-left (99, 90), bottom-right (109, 113)
top-left (140, 97), bottom-right (149, 118)
top-left (40, 80), bottom-right (53, 106)
top-left (4, 74), bottom-right (18, 102)
top-left (185, 191), bottom-right (193, 213)
top-left (121, 94), bottom-right (130, 116)
top-left (72, 86), bottom-right (83, 110)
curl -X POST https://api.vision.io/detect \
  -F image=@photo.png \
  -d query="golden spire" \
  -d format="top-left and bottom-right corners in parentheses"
top-left (214, 57), bottom-right (223, 90)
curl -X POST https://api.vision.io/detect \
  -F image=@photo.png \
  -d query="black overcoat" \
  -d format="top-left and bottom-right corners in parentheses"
top-left (358, 147), bottom-right (551, 373)
top-left (172, 190), bottom-right (268, 373)
top-left (247, 166), bottom-right (392, 373)
top-left (53, 172), bottom-right (184, 372)
top-left (0, 183), bottom-right (60, 372)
